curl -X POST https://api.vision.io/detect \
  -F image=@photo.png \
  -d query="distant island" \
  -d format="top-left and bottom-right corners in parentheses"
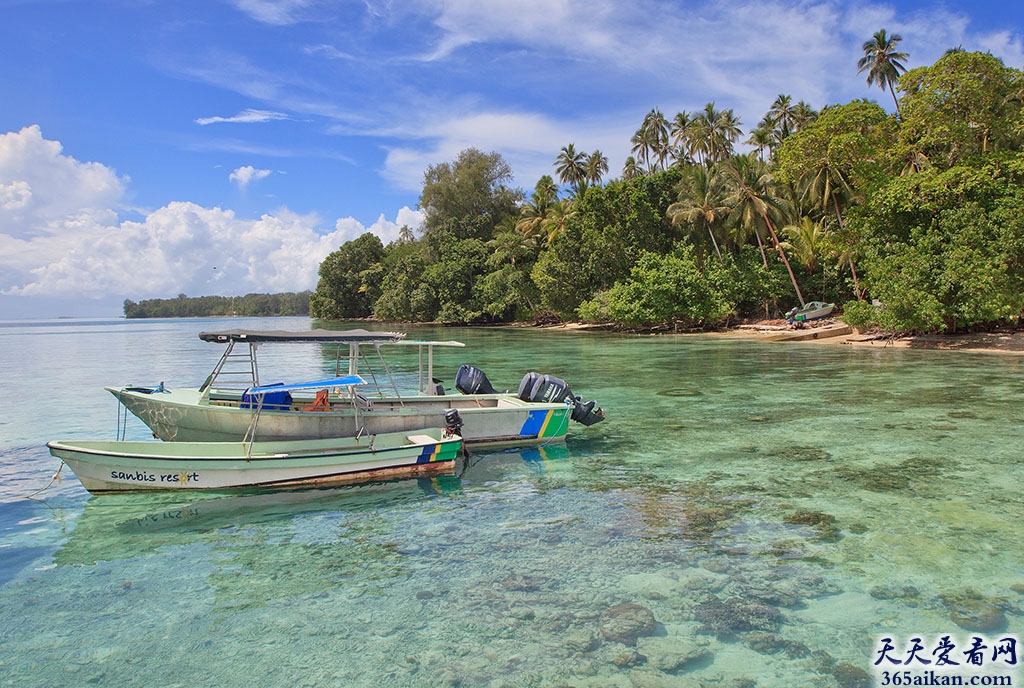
top-left (123, 292), bottom-right (311, 318)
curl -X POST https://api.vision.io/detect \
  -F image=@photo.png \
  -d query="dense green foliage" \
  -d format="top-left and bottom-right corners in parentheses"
top-left (124, 292), bottom-right (311, 318)
top-left (309, 46), bottom-right (1024, 334)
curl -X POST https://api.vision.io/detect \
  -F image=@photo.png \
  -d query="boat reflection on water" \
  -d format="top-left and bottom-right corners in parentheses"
top-left (460, 442), bottom-right (571, 481)
top-left (51, 443), bottom-right (573, 568)
top-left (53, 474), bottom-right (460, 567)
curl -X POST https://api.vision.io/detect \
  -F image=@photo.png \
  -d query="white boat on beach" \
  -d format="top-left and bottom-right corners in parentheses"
top-left (786, 301), bottom-right (835, 323)
top-left (107, 328), bottom-right (604, 449)
top-left (50, 376), bottom-right (465, 493)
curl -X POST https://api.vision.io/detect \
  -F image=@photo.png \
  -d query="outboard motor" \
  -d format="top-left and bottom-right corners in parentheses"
top-left (570, 398), bottom-right (605, 426)
top-left (455, 365), bottom-right (500, 395)
top-left (444, 408), bottom-right (464, 438)
top-left (518, 371), bottom-right (605, 426)
top-left (517, 371), bottom-right (543, 401)
top-left (528, 373), bottom-right (574, 405)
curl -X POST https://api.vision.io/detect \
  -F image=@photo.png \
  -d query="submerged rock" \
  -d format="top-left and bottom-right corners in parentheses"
top-left (948, 601), bottom-right (1008, 633)
top-left (637, 636), bottom-right (713, 674)
top-left (942, 590), bottom-right (1009, 633)
top-left (832, 661), bottom-right (872, 688)
top-left (600, 603), bottom-right (659, 646)
top-left (693, 595), bottom-right (784, 638)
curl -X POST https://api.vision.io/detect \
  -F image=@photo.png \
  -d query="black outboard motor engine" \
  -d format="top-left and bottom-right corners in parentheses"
top-left (444, 408), bottom-right (464, 438)
top-left (518, 371), bottom-right (605, 426)
top-left (455, 365), bottom-right (500, 395)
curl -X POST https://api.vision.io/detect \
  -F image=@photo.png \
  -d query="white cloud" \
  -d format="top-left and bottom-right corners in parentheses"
top-left (0, 125), bottom-right (125, 239)
top-left (229, 0), bottom-right (315, 25)
top-left (195, 109), bottom-right (290, 125)
top-left (0, 127), bottom-right (419, 310)
top-left (229, 165), bottom-right (272, 190)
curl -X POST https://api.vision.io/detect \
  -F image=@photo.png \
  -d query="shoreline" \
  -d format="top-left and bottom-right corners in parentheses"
top-left (549, 319), bottom-right (1024, 354)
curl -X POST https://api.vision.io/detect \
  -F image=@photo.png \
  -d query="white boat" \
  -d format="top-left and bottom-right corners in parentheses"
top-left (107, 329), bottom-right (604, 449)
top-left (49, 376), bottom-right (465, 494)
top-left (786, 301), bottom-right (835, 323)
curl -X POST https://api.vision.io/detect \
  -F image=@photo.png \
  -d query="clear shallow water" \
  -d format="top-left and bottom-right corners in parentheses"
top-left (1, 317), bottom-right (1022, 687)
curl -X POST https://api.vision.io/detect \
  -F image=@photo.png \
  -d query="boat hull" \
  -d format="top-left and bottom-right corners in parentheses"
top-left (108, 387), bottom-right (572, 448)
top-left (48, 431), bottom-right (462, 493)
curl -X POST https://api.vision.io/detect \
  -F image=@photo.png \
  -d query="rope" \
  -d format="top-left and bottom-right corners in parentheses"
top-left (22, 462), bottom-right (65, 499)
top-left (537, 404), bottom-right (572, 448)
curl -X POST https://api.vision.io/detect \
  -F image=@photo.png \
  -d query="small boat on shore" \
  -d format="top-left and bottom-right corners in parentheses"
top-left (786, 301), bottom-right (835, 323)
top-left (107, 328), bottom-right (604, 449)
top-left (49, 376), bottom-right (466, 493)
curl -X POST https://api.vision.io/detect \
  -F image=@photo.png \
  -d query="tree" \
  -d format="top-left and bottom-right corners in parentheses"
top-left (690, 102), bottom-right (743, 166)
top-left (723, 153), bottom-right (805, 305)
top-left (555, 144), bottom-right (586, 194)
top-left (857, 29), bottom-right (909, 117)
top-left (419, 148), bottom-right (522, 241)
top-left (667, 165), bottom-right (729, 262)
top-left (774, 100), bottom-right (896, 298)
top-left (622, 156), bottom-right (643, 180)
top-left (669, 111), bottom-right (693, 167)
top-left (767, 94), bottom-right (798, 139)
top-left (631, 108), bottom-right (670, 172)
top-left (309, 233), bottom-right (385, 319)
top-left (517, 175), bottom-right (559, 246)
top-left (585, 150), bottom-right (609, 188)
top-left (896, 51), bottom-right (1024, 169)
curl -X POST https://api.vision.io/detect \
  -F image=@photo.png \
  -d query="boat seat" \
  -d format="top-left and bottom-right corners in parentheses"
top-left (304, 389), bottom-right (331, 412)
top-left (406, 434), bottom-right (436, 444)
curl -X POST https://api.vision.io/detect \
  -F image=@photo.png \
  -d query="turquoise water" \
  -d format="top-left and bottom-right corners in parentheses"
top-left (1, 317), bottom-right (1022, 687)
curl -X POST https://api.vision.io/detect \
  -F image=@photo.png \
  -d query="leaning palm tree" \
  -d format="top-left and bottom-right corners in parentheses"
top-left (857, 29), bottom-right (909, 116)
top-left (723, 153), bottom-right (805, 305)
top-left (667, 166), bottom-right (729, 262)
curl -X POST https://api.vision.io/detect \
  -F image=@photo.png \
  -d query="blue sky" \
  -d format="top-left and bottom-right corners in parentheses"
top-left (1, 0), bottom-right (1022, 318)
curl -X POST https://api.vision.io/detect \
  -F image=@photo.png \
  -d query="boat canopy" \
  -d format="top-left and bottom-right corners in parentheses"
top-left (196, 329), bottom-right (467, 397)
top-left (248, 375), bottom-right (366, 395)
top-left (199, 329), bottom-right (405, 344)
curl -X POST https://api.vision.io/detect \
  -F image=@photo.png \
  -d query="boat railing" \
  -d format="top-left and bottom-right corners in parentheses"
top-left (197, 331), bottom-right (466, 402)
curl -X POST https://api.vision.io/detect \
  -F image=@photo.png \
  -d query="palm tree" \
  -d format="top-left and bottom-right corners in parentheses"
top-left (667, 166), bottom-right (729, 262)
top-left (691, 103), bottom-right (743, 166)
top-left (397, 224), bottom-right (416, 243)
top-left (745, 124), bottom-right (774, 162)
top-left (516, 175), bottom-right (558, 247)
top-left (723, 153), bottom-right (805, 305)
top-left (585, 150), bottom-right (609, 188)
top-left (622, 156), bottom-right (643, 180)
top-left (767, 94), bottom-right (798, 139)
top-left (801, 156), bottom-right (864, 299)
top-left (792, 101), bottom-right (818, 132)
top-left (540, 200), bottom-right (574, 247)
top-left (669, 111), bottom-right (693, 167)
top-left (781, 216), bottom-right (825, 274)
top-left (631, 108), bottom-right (670, 173)
top-left (857, 29), bottom-right (909, 117)
top-left (554, 144), bottom-right (586, 195)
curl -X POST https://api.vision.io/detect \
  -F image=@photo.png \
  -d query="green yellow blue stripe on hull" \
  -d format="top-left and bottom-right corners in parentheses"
top-left (519, 409), bottom-right (570, 439)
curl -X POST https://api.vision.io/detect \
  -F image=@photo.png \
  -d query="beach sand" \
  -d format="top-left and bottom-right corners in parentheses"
top-left (729, 319), bottom-right (1024, 354)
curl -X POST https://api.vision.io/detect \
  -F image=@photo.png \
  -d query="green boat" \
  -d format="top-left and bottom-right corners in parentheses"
top-left (49, 376), bottom-right (465, 493)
